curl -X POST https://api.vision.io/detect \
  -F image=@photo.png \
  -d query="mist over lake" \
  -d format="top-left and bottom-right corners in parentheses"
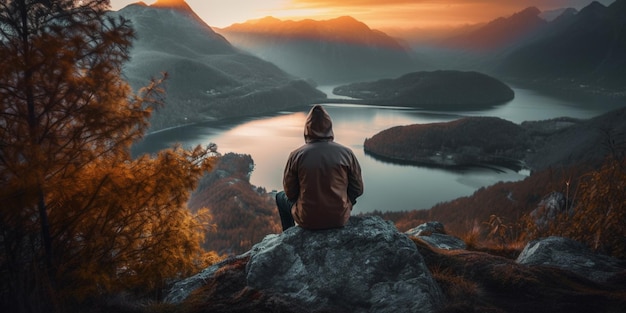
top-left (133, 85), bottom-right (619, 213)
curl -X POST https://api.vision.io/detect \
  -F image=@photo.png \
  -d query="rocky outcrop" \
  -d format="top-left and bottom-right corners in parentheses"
top-left (529, 191), bottom-right (570, 232)
top-left (164, 219), bottom-right (626, 312)
top-left (516, 236), bottom-right (626, 283)
top-left (405, 221), bottom-right (467, 250)
top-left (246, 216), bottom-right (444, 313)
top-left (165, 216), bottom-right (444, 312)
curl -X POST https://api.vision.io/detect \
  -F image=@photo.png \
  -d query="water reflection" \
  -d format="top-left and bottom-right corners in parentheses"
top-left (133, 86), bottom-right (618, 213)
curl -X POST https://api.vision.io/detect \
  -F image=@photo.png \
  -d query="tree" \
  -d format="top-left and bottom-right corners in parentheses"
top-left (0, 1), bottom-right (217, 311)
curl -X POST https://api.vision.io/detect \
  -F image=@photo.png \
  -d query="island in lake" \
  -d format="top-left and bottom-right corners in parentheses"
top-left (364, 117), bottom-right (530, 171)
top-left (332, 70), bottom-right (515, 109)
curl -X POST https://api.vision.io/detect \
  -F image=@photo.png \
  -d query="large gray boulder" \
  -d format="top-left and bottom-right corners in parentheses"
top-left (246, 215), bottom-right (444, 313)
top-left (516, 236), bottom-right (626, 283)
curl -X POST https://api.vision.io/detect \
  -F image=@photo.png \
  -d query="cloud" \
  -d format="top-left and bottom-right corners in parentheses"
top-left (109, 0), bottom-right (615, 29)
top-left (290, 0), bottom-right (613, 9)
top-left (286, 0), bottom-right (615, 28)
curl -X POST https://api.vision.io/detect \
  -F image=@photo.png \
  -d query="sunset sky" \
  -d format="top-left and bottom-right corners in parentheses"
top-left (109, 0), bottom-right (615, 29)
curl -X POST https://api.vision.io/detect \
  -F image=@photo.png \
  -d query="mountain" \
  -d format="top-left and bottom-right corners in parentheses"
top-left (111, 1), bottom-right (325, 132)
top-left (540, 7), bottom-right (578, 22)
top-left (217, 16), bottom-right (420, 84)
top-left (496, 0), bottom-right (626, 91)
top-left (523, 105), bottom-right (626, 171)
top-left (439, 7), bottom-right (548, 52)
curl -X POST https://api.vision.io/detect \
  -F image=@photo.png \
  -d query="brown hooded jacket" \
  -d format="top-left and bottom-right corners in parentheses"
top-left (283, 105), bottom-right (364, 229)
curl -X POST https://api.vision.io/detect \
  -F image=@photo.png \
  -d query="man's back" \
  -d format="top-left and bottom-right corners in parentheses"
top-left (281, 105), bottom-right (363, 230)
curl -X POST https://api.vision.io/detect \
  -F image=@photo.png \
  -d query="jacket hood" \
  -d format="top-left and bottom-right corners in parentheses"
top-left (304, 105), bottom-right (334, 143)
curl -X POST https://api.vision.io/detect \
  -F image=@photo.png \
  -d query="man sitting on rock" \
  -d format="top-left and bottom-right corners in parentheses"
top-left (276, 104), bottom-right (364, 231)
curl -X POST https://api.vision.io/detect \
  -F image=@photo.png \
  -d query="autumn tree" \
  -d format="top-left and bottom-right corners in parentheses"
top-left (0, 1), bottom-right (217, 311)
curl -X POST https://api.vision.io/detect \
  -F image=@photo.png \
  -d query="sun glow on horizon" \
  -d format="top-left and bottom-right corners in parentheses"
top-left (109, 0), bottom-right (616, 29)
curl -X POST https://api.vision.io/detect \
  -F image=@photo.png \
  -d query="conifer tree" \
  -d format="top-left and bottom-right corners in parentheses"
top-left (0, 1), bottom-right (217, 311)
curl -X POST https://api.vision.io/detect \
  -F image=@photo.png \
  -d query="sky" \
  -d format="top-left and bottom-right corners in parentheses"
top-left (108, 0), bottom-right (616, 29)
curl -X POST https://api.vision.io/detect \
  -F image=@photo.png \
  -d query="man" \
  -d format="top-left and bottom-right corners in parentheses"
top-left (276, 104), bottom-right (364, 231)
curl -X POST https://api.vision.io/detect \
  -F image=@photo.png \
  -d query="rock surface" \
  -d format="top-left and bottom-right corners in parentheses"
top-left (163, 220), bottom-right (626, 312)
top-left (245, 216), bottom-right (444, 313)
top-left (164, 254), bottom-right (250, 304)
top-left (529, 192), bottom-right (570, 232)
top-left (516, 236), bottom-right (626, 283)
top-left (405, 221), bottom-right (467, 250)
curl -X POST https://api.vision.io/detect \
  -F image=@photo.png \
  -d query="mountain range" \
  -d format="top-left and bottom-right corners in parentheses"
top-left (217, 16), bottom-right (420, 84)
top-left (110, 0), bottom-right (626, 131)
top-left (110, 0), bottom-right (325, 132)
top-left (439, 7), bottom-right (548, 52)
top-left (419, 0), bottom-right (626, 93)
top-left (496, 0), bottom-right (626, 90)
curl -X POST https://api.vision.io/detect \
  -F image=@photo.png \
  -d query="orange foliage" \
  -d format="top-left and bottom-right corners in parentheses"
top-left (188, 153), bottom-right (281, 255)
top-left (528, 156), bottom-right (626, 259)
top-left (45, 146), bottom-right (219, 301)
top-left (0, 1), bottom-right (220, 310)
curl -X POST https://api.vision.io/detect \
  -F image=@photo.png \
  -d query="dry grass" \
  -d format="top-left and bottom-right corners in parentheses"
top-left (410, 237), bottom-right (626, 313)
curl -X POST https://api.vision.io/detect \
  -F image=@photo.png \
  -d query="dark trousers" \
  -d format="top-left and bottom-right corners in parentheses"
top-left (275, 191), bottom-right (295, 231)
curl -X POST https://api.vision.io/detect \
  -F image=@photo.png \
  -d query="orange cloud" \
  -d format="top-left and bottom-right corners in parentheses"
top-left (109, 0), bottom-right (615, 29)
top-left (286, 0), bottom-right (615, 28)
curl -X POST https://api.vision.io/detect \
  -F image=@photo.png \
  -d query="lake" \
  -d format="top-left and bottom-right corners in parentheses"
top-left (132, 85), bottom-right (620, 214)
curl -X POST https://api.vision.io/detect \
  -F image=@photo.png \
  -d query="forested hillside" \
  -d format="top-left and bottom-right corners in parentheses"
top-left (111, 2), bottom-right (325, 132)
top-left (359, 104), bottom-right (626, 262)
top-left (333, 71), bottom-right (514, 109)
top-left (364, 116), bottom-right (529, 170)
top-left (188, 153), bottom-right (281, 254)
top-left (375, 153), bottom-right (625, 260)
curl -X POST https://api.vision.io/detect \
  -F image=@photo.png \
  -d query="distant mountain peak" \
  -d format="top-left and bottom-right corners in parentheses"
top-left (151, 0), bottom-right (193, 13)
top-left (496, 6), bottom-right (541, 24)
top-left (256, 16), bottom-right (281, 23)
top-left (327, 15), bottom-right (371, 31)
top-left (148, 0), bottom-right (212, 28)
top-left (331, 15), bottom-right (361, 24)
top-left (519, 6), bottom-right (541, 16)
top-left (580, 0), bottom-right (608, 13)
